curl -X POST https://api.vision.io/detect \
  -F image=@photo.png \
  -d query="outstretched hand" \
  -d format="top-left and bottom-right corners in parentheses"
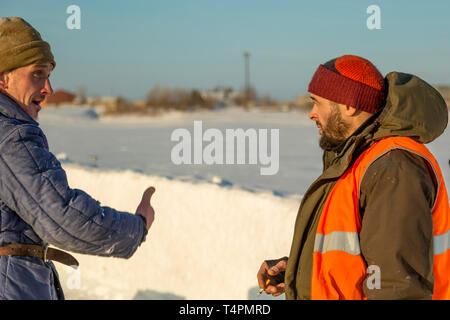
top-left (135, 187), bottom-right (155, 230)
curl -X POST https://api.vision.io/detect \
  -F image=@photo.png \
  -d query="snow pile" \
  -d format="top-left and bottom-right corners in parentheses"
top-left (55, 164), bottom-right (299, 300)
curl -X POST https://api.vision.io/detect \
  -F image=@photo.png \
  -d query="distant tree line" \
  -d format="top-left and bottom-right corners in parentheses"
top-left (146, 86), bottom-right (216, 111)
top-left (43, 85), bottom-right (450, 115)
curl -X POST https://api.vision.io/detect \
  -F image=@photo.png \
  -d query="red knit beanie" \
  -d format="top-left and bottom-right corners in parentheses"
top-left (308, 55), bottom-right (386, 114)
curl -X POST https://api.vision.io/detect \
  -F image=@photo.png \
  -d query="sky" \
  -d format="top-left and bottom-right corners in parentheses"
top-left (2, 0), bottom-right (450, 101)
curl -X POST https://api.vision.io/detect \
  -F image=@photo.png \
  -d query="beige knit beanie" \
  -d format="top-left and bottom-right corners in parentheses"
top-left (0, 17), bottom-right (55, 73)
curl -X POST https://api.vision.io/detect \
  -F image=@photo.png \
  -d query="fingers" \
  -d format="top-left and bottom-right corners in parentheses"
top-left (142, 186), bottom-right (155, 203)
top-left (136, 187), bottom-right (156, 230)
top-left (257, 258), bottom-right (288, 297)
top-left (257, 261), bottom-right (269, 289)
top-left (267, 259), bottom-right (287, 277)
top-left (265, 282), bottom-right (285, 296)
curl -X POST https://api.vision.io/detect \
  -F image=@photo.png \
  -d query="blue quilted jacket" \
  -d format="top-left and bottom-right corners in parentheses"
top-left (0, 93), bottom-right (144, 300)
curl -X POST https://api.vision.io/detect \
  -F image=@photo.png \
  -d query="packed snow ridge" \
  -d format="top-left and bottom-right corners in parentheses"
top-left (56, 164), bottom-right (299, 300)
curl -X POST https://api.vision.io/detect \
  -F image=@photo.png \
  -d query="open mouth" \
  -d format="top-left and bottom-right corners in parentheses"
top-left (316, 125), bottom-right (324, 135)
top-left (316, 122), bottom-right (323, 134)
top-left (31, 99), bottom-right (43, 109)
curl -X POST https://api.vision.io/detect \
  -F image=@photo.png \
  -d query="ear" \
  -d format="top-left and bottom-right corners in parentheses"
top-left (0, 72), bottom-right (8, 90)
top-left (343, 105), bottom-right (358, 117)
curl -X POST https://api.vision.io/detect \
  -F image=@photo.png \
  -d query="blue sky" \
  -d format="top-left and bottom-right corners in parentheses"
top-left (2, 0), bottom-right (450, 101)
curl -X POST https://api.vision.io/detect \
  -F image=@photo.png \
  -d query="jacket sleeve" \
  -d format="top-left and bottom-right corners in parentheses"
top-left (0, 124), bottom-right (144, 259)
top-left (359, 148), bottom-right (436, 300)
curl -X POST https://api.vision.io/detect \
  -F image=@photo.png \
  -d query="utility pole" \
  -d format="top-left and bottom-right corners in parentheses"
top-left (243, 51), bottom-right (250, 108)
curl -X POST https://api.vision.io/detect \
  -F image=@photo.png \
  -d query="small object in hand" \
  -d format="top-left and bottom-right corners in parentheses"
top-left (257, 279), bottom-right (271, 296)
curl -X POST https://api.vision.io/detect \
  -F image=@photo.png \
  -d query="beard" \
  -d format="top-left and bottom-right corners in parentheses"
top-left (318, 105), bottom-right (351, 151)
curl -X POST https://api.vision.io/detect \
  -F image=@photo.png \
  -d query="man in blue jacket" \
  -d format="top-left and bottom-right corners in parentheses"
top-left (0, 17), bottom-right (155, 300)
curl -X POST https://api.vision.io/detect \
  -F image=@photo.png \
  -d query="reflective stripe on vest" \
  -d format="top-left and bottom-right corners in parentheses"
top-left (311, 136), bottom-right (450, 300)
top-left (315, 229), bottom-right (450, 256)
top-left (314, 232), bottom-right (361, 255)
top-left (434, 229), bottom-right (450, 255)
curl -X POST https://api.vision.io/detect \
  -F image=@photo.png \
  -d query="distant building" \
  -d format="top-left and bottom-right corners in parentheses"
top-left (43, 89), bottom-right (76, 106)
top-left (199, 87), bottom-right (235, 108)
top-left (435, 86), bottom-right (450, 108)
top-left (86, 96), bottom-right (120, 108)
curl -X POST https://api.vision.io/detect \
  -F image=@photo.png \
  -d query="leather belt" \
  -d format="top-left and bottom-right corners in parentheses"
top-left (0, 243), bottom-right (79, 268)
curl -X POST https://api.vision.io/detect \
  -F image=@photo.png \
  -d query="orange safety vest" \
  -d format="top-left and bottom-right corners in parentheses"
top-left (311, 136), bottom-right (450, 300)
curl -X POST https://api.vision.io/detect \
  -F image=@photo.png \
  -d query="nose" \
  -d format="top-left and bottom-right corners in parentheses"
top-left (308, 104), bottom-right (317, 121)
top-left (41, 78), bottom-right (53, 96)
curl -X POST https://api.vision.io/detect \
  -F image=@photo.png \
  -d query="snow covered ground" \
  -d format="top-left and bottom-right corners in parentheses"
top-left (37, 106), bottom-right (450, 300)
top-left (39, 106), bottom-right (321, 198)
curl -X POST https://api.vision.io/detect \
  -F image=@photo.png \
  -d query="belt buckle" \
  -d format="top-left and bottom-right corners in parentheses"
top-left (42, 244), bottom-right (49, 263)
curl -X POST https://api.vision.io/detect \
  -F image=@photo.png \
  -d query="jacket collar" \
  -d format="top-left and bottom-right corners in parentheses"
top-left (0, 92), bottom-right (38, 125)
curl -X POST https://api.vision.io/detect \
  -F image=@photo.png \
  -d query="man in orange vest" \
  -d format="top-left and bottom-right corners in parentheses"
top-left (257, 55), bottom-right (450, 299)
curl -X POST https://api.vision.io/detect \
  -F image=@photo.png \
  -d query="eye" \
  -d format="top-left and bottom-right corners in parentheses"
top-left (33, 70), bottom-right (49, 79)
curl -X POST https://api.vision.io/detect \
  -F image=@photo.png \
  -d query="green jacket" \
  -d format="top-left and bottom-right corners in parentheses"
top-left (284, 72), bottom-right (448, 300)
